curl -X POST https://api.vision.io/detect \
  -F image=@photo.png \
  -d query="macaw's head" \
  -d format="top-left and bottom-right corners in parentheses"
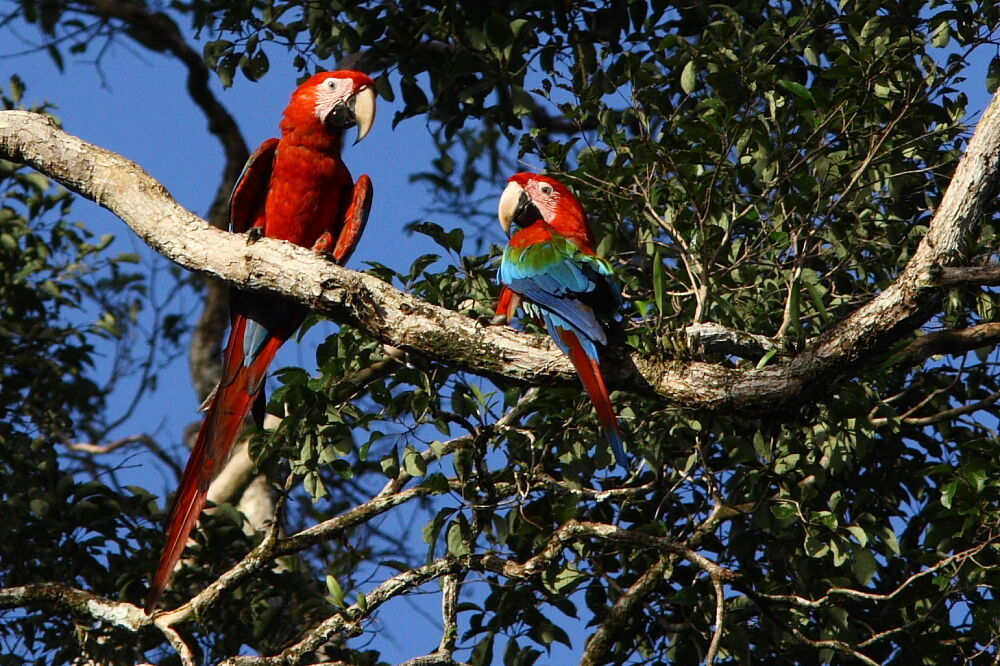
top-left (283, 70), bottom-right (376, 144)
top-left (498, 173), bottom-right (595, 249)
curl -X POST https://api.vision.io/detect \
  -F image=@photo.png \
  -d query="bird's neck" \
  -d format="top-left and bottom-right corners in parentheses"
top-left (279, 120), bottom-right (345, 156)
top-left (510, 220), bottom-right (596, 255)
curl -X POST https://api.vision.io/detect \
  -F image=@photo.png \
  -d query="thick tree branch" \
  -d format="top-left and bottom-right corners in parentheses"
top-left (0, 583), bottom-right (146, 630)
top-left (896, 322), bottom-right (1000, 367)
top-left (2, 94), bottom-right (999, 411)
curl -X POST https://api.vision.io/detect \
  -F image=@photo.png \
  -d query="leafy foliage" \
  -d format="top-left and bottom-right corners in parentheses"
top-left (5, 1), bottom-right (1000, 665)
top-left (0, 82), bottom-right (157, 663)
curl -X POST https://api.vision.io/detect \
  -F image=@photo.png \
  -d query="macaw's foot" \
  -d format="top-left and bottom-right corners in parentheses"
top-left (245, 226), bottom-right (265, 244)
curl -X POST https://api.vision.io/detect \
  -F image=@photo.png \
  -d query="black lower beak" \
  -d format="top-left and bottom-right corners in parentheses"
top-left (512, 192), bottom-right (541, 228)
top-left (325, 98), bottom-right (357, 131)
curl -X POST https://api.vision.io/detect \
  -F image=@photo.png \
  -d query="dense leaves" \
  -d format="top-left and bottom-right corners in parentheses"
top-left (5, 0), bottom-right (1000, 664)
top-left (0, 82), bottom-right (155, 663)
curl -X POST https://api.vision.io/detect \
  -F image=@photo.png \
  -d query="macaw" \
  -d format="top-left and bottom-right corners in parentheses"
top-left (145, 70), bottom-right (376, 613)
top-left (496, 173), bottom-right (628, 469)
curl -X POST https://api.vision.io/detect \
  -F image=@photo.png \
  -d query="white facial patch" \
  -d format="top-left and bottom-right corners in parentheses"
top-left (525, 179), bottom-right (560, 223)
top-left (313, 76), bottom-right (352, 121)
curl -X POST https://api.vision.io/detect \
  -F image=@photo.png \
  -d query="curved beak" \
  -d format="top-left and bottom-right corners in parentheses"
top-left (498, 181), bottom-right (523, 236)
top-left (498, 181), bottom-right (541, 236)
top-left (324, 86), bottom-right (377, 143)
top-left (352, 86), bottom-right (376, 145)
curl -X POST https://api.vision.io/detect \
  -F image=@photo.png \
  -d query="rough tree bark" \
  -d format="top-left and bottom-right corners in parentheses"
top-left (1, 93), bottom-right (999, 414)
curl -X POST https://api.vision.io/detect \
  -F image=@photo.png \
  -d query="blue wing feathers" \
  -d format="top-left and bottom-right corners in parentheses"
top-left (511, 279), bottom-right (606, 347)
top-left (501, 240), bottom-right (618, 350)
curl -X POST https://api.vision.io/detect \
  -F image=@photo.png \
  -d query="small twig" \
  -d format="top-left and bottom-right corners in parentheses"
top-left (67, 431), bottom-right (182, 478)
top-left (704, 574), bottom-right (725, 666)
top-left (786, 628), bottom-right (880, 666)
top-left (753, 541), bottom-right (991, 608)
top-left (68, 433), bottom-right (154, 454)
top-left (899, 390), bottom-right (1000, 427)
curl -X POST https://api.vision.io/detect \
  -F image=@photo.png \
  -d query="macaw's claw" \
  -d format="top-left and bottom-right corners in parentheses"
top-left (245, 226), bottom-right (265, 244)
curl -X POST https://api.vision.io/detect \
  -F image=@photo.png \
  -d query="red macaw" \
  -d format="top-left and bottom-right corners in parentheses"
top-left (496, 173), bottom-right (628, 469)
top-left (145, 70), bottom-right (376, 613)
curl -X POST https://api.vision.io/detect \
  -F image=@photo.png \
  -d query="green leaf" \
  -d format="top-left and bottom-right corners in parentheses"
top-left (846, 525), bottom-right (868, 547)
top-left (380, 445), bottom-right (400, 478)
top-left (940, 479), bottom-right (958, 509)
top-left (852, 548), bottom-right (877, 585)
top-left (988, 56), bottom-right (1000, 94)
top-left (680, 59), bottom-right (697, 93)
top-left (804, 534), bottom-right (828, 558)
top-left (446, 518), bottom-right (471, 556)
top-left (771, 503), bottom-right (796, 520)
top-left (778, 79), bottom-right (814, 105)
top-left (326, 575), bottom-right (345, 608)
top-left (403, 445), bottom-right (427, 477)
top-left (652, 250), bottom-right (665, 314)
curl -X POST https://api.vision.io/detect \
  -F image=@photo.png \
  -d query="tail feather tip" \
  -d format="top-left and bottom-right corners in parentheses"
top-left (605, 427), bottom-right (630, 471)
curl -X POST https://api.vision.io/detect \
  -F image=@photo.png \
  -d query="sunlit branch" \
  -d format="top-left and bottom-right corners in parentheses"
top-left (4, 95), bottom-right (999, 412)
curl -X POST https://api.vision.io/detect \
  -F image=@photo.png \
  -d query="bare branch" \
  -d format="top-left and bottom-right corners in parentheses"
top-left (934, 265), bottom-right (1000, 287)
top-left (2, 91), bottom-right (999, 412)
top-left (0, 583), bottom-right (145, 630)
top-left (399, 655), bottom-right (472, 666)
top-left (753, 541), bottom-right (992, 609)
top-left (68, 433), bottom-right (154, 454)
top-left (895, 322), bottom-right (1000, 367)
top-left (704, 575), bottom-right (725, 666)
top-left (437, 574), bottom-right (460, 655)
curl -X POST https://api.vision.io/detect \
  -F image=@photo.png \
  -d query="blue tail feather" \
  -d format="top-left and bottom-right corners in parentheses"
top-left (605, 426), bottom-right (629, 471)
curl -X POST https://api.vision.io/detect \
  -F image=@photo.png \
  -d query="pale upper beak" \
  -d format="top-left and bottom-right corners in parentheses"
top-left (498, 181), bottom-right (524, 236)
top-left (352, 86), bottom-right (376, 145)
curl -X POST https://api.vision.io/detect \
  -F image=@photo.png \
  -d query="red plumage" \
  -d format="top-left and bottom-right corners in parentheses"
top-left (145, 70), bottom-right (376, 613)
top-left (555, 326), bottom-right (622, 446)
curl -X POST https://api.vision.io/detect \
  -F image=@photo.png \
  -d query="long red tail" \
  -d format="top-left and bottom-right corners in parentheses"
top-left (145, 317), bottom-right (287, 613)
top-left (556, 328), bottom-right (628, 469)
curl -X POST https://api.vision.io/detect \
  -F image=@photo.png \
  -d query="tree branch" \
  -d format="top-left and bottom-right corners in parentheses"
top-left (2, 93), bottom-right (999, 412)
top-left (895, 322), bottom-right (1000, 367)
top-left (934, 265), bottom-right (1000, 287)
top-left (0, 583), bottom-right (146, 630)
top-left (580, 557), bottom-right (671, 666)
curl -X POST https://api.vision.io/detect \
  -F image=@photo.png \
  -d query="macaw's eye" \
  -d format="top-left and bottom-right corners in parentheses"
top-left (326, 79), bottom-right (338, 89)
top-left (540, 185), bottom-right (553, 195)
